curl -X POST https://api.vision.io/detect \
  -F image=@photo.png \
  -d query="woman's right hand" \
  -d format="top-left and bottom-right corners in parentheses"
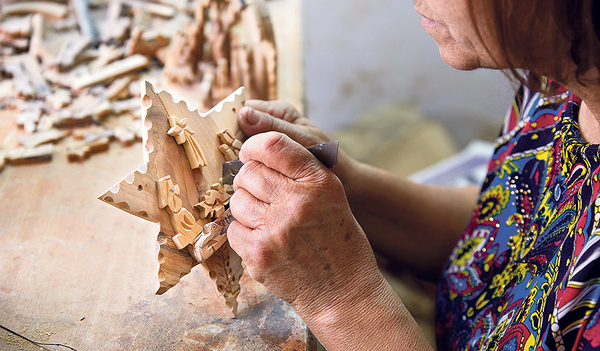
top-left (237, 99), bottom-right (477, 281)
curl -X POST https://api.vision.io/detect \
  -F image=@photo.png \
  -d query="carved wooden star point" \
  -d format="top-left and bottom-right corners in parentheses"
top-left (98, 81), bottom-right (246, 315)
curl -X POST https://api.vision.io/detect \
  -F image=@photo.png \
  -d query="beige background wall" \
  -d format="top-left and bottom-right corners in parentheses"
top-left (302, 0), bottom-right (515, 146)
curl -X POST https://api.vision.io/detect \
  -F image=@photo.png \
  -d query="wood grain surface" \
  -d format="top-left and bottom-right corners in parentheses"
top-left (0, 0), bottom-right (310, 348)
top-left (0, 135), bottom-right (315, 350)
top-left (0, 0), bottom-right (312, 348)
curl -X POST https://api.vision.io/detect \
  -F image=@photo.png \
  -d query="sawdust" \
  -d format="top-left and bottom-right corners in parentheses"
top-left (0, 326), bottom-right (57, 351)
top-left (33, 329), bottom-right (54, 342)
top-left (0, 333), bottom-right (44, 350)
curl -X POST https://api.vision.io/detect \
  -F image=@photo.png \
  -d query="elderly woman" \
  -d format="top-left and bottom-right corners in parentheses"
top-left (227, 0), bottom-right (600, 349)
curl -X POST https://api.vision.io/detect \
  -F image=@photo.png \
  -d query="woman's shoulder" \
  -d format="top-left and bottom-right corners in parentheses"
top-left (496, 81), bottom-right (574, 144)
top-left (485, 81), bottom-right (576, 175)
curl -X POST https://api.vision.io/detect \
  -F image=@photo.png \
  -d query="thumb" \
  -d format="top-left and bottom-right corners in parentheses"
top-left (239, 106), bottom-right (309, 142)
top-left (239, 132), bottom-right (328, 181)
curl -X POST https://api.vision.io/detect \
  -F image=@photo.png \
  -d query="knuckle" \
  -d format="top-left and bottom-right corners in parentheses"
top-left (229, 190), bottom-right (242, 207)
top-left (228, 191), bottom-right (247, 217)
top-left (262, 132), bottom-right (289, 155)
top-left (267, 101), bottom-right (285, 116)
top-left (281, 193), bottom-right (311, 223)
top-left (251, 241), bottom-right (276, 268)
top-left (279, 103), bottom-right (300, 121)
top-left (239, 160), bottom-right (262, 179)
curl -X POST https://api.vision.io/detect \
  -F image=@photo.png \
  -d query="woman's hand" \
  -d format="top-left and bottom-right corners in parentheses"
top-left (238, 100), bottom-right (358, 190)
top-left (239, 100), bottom-right (330, 147)
top-left (236, 100), bottom-right (475, 281)
top-left (227, 131), bottom-right (380, 309)
top-left (227, 132), bottom-right (434, 350)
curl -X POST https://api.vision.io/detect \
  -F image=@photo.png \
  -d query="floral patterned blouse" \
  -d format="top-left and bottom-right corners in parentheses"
top-left (436, 82), bottom-right (600, 350)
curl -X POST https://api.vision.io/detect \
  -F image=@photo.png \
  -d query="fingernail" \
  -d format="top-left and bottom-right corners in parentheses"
top-left (246, 108), bottom-right (259, 125)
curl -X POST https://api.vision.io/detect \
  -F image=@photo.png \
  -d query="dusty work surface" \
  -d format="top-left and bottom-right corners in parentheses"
top-left (0, 0), bottom-right (311, 348)
top-left (0, 143), bottom-right (316, 350)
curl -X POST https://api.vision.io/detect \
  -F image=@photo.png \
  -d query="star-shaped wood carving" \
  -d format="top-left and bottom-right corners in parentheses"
top-left (98, 81), bottom-right (245, 315)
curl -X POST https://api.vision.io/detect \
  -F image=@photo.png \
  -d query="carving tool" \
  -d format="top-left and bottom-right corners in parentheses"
top-left (221, 140), bottom-right (339, 185)
top-left (191, 140), bottom-right (339, 262)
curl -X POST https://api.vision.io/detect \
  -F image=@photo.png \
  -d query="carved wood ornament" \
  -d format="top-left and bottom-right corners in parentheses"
top-left (98, 81), bottom-right (245, 315)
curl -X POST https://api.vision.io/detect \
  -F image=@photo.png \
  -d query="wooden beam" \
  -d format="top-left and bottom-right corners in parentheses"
top-left (7, 144), bottom-right (53, 165)
top-left (18, 129), bottom-right (69, 148)
top-left (71, 54), bottom-right (150, 90)
top-left (0, 2), bottom-right (69, 19)
top-left (105, 75), bottom-right (134, 100)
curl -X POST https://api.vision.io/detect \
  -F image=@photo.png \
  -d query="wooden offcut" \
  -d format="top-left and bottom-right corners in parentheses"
top-left (71, 55), bottom-right (150, 90)
top-left (0, 2), bottom-right (69, 19)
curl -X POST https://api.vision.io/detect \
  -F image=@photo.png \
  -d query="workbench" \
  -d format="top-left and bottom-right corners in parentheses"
top-left (0, 0), bottom-right (313, 349)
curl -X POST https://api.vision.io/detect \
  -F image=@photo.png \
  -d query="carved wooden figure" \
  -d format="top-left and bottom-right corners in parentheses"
top-left (241, 1), bottom-right (278, 101)
top-left (162, 0), bottom-right (277, 107)
top-left (166, 115), bottom-right (206, 169)
top-left (98, 81), bottom-right (245, 315)
top-left (217, 128), bottom-right (242, 160)
top-left (195, 182), bottom-right (231, 219)
top-left (157, 175), bottom-right (204, 250)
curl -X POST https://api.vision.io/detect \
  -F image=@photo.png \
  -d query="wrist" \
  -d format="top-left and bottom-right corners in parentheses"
top-left (294, 271), bottom-right (432, 350)
top-left (292, 266), bottom-right (387, 330)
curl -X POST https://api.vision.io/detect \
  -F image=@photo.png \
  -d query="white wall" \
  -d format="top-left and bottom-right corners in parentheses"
top-left (303, 0), bottom-right (515, 145)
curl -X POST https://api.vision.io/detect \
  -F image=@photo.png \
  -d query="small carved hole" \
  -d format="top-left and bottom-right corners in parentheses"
top-left (142, 94), bottom-right (152, 109)
top-left (145, 139), bottom-right (154, 153)
top-left (143, 118), bottom-right (152, 130)
top-left (137, 185), bottom-right (143, 191)
top-left (232, 107), bottom-right (236, 113)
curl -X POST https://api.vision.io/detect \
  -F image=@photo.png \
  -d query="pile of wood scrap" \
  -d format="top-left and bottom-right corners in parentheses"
top-left (0, 0), bottom-right (277, 171)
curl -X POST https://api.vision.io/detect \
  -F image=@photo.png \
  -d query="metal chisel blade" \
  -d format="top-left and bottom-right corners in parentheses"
top-left (306, 140), bottom-right (339, 168)
top-left (222, 159), bottom-right (244, 185)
